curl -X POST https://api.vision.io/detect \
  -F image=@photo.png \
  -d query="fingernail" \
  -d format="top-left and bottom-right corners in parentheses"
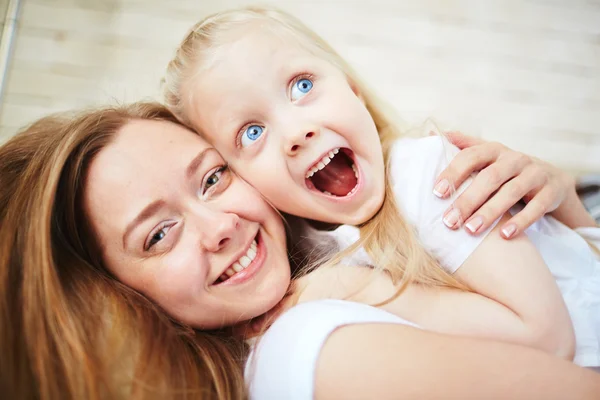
top-left (433, 179), bottom-right (449, 198)
top-left (502, 224), bottom-right (517, 239)
top-left (443, 209), bottom-right (461, 228)
top-left (465, 216), bottom-right (483, 233)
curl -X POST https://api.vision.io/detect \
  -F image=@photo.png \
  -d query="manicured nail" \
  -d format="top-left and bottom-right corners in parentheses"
top-left (502, 224), bottom-right (517, 239)
top-left (465, 216), bottom-right (483, 233)
top-left (443, 209), bottom-right (461, 228)
top-left (433, 179), bottom-right (450, 198)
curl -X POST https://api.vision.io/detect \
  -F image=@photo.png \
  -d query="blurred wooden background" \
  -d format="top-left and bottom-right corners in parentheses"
top-left (0, 0), bottom-right (599, 173)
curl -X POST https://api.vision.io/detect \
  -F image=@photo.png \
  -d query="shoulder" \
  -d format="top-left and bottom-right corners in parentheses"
top-left (388, 136), bottom-right (498, 273)
top-left (245, 299), bottom-right (415, 399)
top-left (389, 135), bottom-right (459, 184)
top-left (388, 136), bottom-right (460, 223)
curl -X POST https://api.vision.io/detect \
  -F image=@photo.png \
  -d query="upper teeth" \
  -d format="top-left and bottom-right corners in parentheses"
top-left (306, 148), bottom-right (339, 179)
top-left (220, 239), bottom-right (257, 281)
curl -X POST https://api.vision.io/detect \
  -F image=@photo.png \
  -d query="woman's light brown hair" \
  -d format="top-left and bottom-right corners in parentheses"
top-left (0, 103), bottom-right (247, 400)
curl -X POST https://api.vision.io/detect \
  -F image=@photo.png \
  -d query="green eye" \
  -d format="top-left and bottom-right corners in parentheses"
top-left (202, 165), bottom-right (228, 194)
top-left (206, 171), bottom-right (221, 189)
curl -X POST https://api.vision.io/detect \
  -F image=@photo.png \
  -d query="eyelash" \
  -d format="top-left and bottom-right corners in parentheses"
top-left (289, 72), bottom-right (314, 97)
top-left (145, 221), bottom-right (175, 251)
top-left (234, 73), bottom-right (315, 148)
top-left (144, 164), bottom-right (230, 251)
top-left (201, 164), bottom-right (229, 196)
top-left (236, 123), bottom-right (261, 148)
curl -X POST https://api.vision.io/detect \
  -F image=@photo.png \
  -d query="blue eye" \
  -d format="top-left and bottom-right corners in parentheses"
top-left (291, 78), bottom-right (313, 101)
top-left (241, 125), bottom-right (264, 148)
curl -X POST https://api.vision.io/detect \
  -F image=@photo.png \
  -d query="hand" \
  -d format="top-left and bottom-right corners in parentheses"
top-left (433, 131), bottom-right (574, 239)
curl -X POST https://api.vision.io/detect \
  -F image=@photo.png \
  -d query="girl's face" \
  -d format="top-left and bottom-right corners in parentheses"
top-left (187, 30), bottom-right (386, 225)
top-left (84, 119), bottom-right (290, 329)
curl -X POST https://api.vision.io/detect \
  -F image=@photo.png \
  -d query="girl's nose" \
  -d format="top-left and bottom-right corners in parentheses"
top-left (285, 127), bottom-right (319, 156)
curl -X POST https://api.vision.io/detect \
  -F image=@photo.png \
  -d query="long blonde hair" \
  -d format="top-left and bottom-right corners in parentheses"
top-left (162, 6), bottom-right (467, 295)
top-left (0, 103), bottom-right (247, 400)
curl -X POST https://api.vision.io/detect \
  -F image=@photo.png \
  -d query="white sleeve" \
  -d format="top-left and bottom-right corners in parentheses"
top-left (389, 136), bottom-right (501, 274)
top-left (575, 226), bottom-right (600, 260)
top-left (245, 299), bottom-right (418, 400)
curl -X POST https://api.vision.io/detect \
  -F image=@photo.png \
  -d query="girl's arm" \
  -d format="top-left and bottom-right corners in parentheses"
top-left (453, 213), bottom-right (574, 357)
top-left (315, 323), bottom-right (600, 400)
top-left (294, 219), bottom-right (574, 359)
top-left (350, 214), bottom-right (574, 358)
top-left (435, 132), bottom-right (597, 238)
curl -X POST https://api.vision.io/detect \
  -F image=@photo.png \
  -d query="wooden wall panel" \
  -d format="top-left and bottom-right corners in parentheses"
top-left (1, 0), bottom-right (599, 173)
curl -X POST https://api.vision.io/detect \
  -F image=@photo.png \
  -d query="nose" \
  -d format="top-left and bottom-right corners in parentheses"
top-left (200, 211), bottom-right (240, 252)
top-left (285, 126), bottom-right (319, 156)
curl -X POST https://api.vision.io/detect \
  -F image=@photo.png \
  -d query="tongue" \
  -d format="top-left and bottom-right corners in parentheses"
top-left (311, 154), bottom-right (357, 196)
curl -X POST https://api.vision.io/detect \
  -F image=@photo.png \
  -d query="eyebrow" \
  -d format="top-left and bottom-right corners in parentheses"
top-left (122, 200), bottom-right (166, 250)
top-left (121, 148), bottom-right (214, 251)
top-left (186, 147), bottom-right (212, 179)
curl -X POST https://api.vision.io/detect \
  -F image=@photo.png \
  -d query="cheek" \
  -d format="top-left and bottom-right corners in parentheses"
top-left (321, 83), bottom-right (374, 128)
top-left (228, 179), bottom-right (285, 227)
top-left (231, 158), bottom-right (281, 196)
top-left (136, 252), bottom-right (204, 309)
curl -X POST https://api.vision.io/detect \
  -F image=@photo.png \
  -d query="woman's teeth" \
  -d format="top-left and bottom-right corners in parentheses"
top-left (219, 239), bottom-right (257, 282)
top-left (306, 148), bottom-right (339, 179)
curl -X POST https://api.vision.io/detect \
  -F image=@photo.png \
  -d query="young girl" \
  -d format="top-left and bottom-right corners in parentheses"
top-left (162, 7), bottom-right (600, 367)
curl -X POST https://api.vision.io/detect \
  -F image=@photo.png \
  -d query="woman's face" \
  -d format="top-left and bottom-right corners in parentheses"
top-left (84, 119), bottom-right (290, 329)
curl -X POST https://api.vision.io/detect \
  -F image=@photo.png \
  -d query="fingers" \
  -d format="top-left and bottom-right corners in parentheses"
top-left (446, 164), bottom-right (551, 238)
top-left (434, 142), bottom-right (507, 199)
top-left (443, 131), bottom-right (485, 149)
top-left (499, 186), bottom-right (555, 239)
top-left (459, 166), bottom-right (545, 234)
top-left (440, 158), bottom-right (524, 233)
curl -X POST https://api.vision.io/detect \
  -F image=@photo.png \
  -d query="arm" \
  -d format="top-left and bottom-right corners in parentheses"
top-left (435, 132), bottom-right (596, 238)
top-left (388, 137), bottom-right (574, 357)
top-left (552, 184), bottom-right (598, 229)
top-left (370, 213), bottom-right (574, 359)
top-left (441, 213), bottom-right (574, 358)
top-left (315, 323), bottom-right (600, 400)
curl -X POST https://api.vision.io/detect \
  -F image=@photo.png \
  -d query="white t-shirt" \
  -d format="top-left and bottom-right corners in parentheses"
top-left (245, 137), bottom-right (600, 399)
top-left (326, 136), bottom-right (600, 367)
top-left (245, 299), bottom-right (418, 399)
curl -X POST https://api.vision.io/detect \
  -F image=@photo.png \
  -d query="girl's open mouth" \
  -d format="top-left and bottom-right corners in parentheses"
top-left (305, 148), bottom-right (359, 197)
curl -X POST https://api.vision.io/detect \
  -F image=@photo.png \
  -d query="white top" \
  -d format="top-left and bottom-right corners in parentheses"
top-left (245, 299), bottom-right (418, 399)
top-left (245, 137), bottom-right (600, 399)
top-left (326, 136), bottom-right (600, 367)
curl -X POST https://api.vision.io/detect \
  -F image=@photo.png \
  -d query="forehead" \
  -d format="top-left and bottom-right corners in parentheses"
top-left (84, 120), bottom-right (211, 218)
top-left (112, 119), bottom-right (208, 156)
top-left (196, 30), bottom-right (321, 92)
top-left (188, 30), bottom-right (324, 131)
top-left (89, 119), bottom-right (211, 187)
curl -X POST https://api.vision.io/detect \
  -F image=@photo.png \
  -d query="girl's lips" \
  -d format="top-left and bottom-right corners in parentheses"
top-left (304, 148), bottom-right (363, 202)
top-left (217, 231), bottom-right (267, 286)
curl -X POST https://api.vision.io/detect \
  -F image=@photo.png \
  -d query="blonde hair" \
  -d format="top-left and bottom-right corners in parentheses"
top-left (0, 103), bottom-right (247, 400)
top-left (163, 6), bottom-right (468, 296)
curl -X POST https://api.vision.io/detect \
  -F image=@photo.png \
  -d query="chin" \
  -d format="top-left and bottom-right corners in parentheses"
top-left (351, 196), bottom-right (385, 225)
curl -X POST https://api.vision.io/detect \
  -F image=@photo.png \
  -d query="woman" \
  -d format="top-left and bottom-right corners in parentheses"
top-left (1, 102), bottom-right (598, 400)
